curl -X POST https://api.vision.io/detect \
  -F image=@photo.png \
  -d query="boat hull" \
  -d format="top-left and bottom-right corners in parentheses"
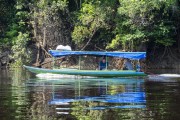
top-left (23, 65), bottom-right (147, 77)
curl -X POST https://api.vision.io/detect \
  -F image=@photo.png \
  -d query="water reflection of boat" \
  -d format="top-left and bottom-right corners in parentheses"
top-left (49, 92), bottom-right (146, 106)
top-left (27, 78), bottom-right (146, 110)
top-left (28, 77), bottom-right (145, 86)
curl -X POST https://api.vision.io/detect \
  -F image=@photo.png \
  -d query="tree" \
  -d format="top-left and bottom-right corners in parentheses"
top-left (72, 0), bottom-right (118, 50)
top-left (29, 0), bottom-right (72, 65)
top-left (107, 0), bottom-right (177, 51)
top-left (0, 0), bottom-right (16, 45)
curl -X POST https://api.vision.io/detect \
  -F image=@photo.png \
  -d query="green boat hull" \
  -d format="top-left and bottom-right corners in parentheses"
top-left (23, 65), bottom-right (147, 77)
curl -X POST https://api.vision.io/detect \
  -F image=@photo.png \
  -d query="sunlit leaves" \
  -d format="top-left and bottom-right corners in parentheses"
top-left (16, 4), bottom-right (23, 10)
top-left (112, 0), bottom-right (177, 51)
top-left (49, 0), bottom-right (68, 13)
top-left (72, 26), bottom-right (90, 44)
top-left (11, 32), bottom-right (31, 66)
top-left (106, 35), bottom-right (121, 50)
top-left (16, 11), bottom-right (29, 20)
top-left (118, 0), bottom-right (154, 26)
top-left (72, 2), bottom-right (110, 48)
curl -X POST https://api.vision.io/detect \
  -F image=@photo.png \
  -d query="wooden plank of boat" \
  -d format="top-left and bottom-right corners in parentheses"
top-left (23, 65), bottom-right (146, 77)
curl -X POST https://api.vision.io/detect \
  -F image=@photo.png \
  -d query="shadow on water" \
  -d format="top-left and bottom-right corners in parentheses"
top-left (1, 68), bottom-right (180, 120)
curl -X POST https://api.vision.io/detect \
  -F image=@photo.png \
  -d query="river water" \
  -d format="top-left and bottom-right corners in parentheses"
top-left (0, 68), bottom-right (180, 120)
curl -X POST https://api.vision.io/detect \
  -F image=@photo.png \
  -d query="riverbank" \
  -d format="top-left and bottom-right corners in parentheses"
top-left (1, 46), bottom-right (180, 70)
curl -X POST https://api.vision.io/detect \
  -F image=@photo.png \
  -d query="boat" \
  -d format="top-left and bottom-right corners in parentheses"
top-left (23, 50), bottom-right (147, 77)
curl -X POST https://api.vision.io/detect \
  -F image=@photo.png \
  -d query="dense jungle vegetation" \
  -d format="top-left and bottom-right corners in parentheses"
top-left (0, 0), bottom-right (180, 68)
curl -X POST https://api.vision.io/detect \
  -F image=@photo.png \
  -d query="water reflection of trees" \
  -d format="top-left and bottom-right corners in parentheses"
top-left (9, 68), bottom-right (60, 120)
top-left (71, 101), bottom-right (147, 120)
top-left (145, 81), bottom-right (180, 120)
top-left (29, 90), bottom-right (51, 120)
top-left (3, 68), bottom-right (30, 119)
top-left (27, 84), bottom-right (76, 119)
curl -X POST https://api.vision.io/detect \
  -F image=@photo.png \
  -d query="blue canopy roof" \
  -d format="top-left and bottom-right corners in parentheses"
top-left (49, 50), bottom-right (146, 60)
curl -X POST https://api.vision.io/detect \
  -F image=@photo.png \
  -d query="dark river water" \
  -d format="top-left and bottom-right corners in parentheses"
top-left (0, 68), bottom-right (180, 120)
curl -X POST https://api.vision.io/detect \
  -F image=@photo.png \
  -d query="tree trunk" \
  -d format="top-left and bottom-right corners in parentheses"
top-left (35, 43), bottom-right (40, 66)
top-left (178, 29), bottom-right (180, 53)
top-left (43, 27), bottom-right (46, 48)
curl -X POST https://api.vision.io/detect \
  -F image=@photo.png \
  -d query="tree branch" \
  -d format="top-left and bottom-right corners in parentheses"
top-left (80, 29), bottom-right (97, 50)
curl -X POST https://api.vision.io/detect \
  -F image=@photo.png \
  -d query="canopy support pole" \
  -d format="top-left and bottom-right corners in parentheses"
top-left (79, 56), bottom-right (81, 70)
top-left (52, 57), bottom-right (55, 69)
top-left (136, 60), bottom-right (141, 72)
top-left (106, 55), bottom-right (108, 70)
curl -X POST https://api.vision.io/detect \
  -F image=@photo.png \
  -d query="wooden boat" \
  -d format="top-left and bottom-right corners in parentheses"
top-left (24, 50), bottom-right (147, 77)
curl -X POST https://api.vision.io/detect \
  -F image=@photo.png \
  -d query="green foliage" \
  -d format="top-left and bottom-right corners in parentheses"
top-left (72, 1), bottom-right (113, 49)
top-left (0, 0), bottom-right (16, 45)
top-left (106, 0), bottom-right (177, 51)
top-left (106, 35), bottom-right (121, 50)
top-left (1, 0), bottom-right (180, 68)
top-left (72, 26), bottom-right (90, 44)
top-left (0, 0), bottom-right (32, 67)
top-left (31, 0), bottom-right (69, 28)
top-left (0, 23), bottom-right (19, 46)
top-left (0, 0), bottom-right (30, 45)
top-left (147, 21), bottom-right (175, 46)
top-left (6, 23), bottom-right (20, 44)
top-left (0, 0), bottom-right (16, 23)
top-left (16, 11), bottom-right (29, 20)
top-left (55, 0), bottom-right (68, 11)
top-left (11, 32), bottom-right (31, 67)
